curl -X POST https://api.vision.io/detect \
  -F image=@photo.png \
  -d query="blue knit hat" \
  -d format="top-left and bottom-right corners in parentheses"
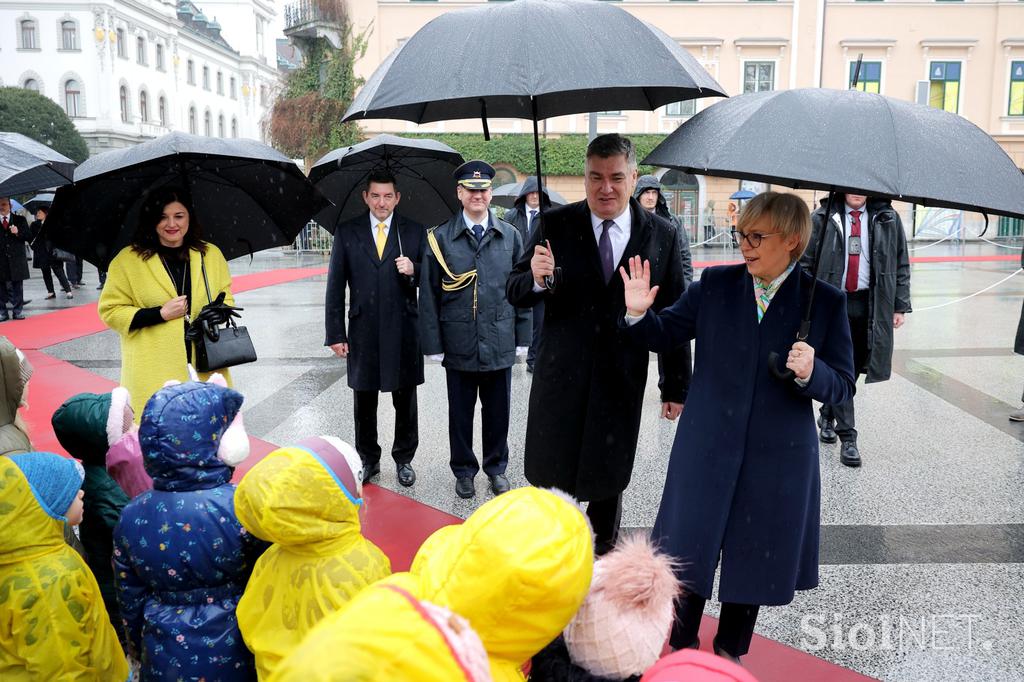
top-left (9, 452), bottom-right (85, 521)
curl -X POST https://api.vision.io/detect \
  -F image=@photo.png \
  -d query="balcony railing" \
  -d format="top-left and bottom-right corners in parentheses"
top-left (284, 0), bottom-right (346, 30)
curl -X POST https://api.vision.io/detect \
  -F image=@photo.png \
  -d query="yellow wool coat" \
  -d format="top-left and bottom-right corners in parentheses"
top-left (235, 445), bottom-right (391, 680)
top-left (0, 457), bottom-right (129, 681)
top-left (270, 579), bottom-right (491, 682)
top-left (98, 243), bottom-right (234, 419)
top-left (409, 487), bottom-right (595, 682)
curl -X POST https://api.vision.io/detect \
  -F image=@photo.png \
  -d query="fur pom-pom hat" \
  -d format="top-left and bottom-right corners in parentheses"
top-left (564, 533), bottom-right (681, 678)
top-left (159, 374), bottom-right (249, 466)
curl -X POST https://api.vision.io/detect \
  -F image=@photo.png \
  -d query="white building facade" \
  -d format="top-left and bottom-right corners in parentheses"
top-left (0, 0), bottom-right (281, 153)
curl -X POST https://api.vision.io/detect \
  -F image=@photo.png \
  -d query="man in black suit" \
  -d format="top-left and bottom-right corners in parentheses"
top-left (324, 170), bottom-right (426, 486)
top-left (503, 177), bottom-right (552, 373)
top-left (0, 198), bottom-right (31, 321)
top-left (506, 134), bottom-right (690, 554)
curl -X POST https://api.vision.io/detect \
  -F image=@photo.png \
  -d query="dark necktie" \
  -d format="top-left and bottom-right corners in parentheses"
top-left (472, 224), bottom-right (484, 243)
top-left (845, 210), bottom-right (862, 292)
top-left (528, 210), bottom-right (538, 236)
top-left (1, 216), bottom-right (7, 231)
top-left (599, 219), bottom-right (615, 283)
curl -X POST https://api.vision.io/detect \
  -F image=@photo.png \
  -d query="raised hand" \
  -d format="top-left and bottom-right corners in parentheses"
top-left (620, 256), bottom-right (659, 317)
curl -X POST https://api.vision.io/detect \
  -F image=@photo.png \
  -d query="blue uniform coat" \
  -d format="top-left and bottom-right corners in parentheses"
top-left (627, 264), bottom-right (855, 605)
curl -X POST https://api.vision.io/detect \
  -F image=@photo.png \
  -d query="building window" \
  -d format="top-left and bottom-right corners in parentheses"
top-left (217, 71), bottom-right (223, 95)
top-left (61, 21), bottom-right (78, 50)
top-left (218, 114), bottom-right (225, 137)
top-left (23, 78), bottom-right (39, 93)
top-left (229, 76), bottom-right (237, 99)
top-left (19, 20), bottom-right (37, 49)
top-left (136, 37), bottom-right (146, 65)
top-left (231, 117), bottom-right (237, 137)
top-left (849, 61), bottom-right (882, 93)
top-left (156, 43), bottom-right (164, 70)
top-left (116, 28), bottom-right (126, 58)
top-left (1009, 61), bottom-right (1024, 116)
top-left (928, 61), bottom-right (961, 113)
top-left (189, 106), bottom-right (197, 134)
top-left (666, 100), bottom-right (696, 117)
top-left (64, 79), bottom-right (82, 117)
top-left (204, 110), bottom-right (212, 136)
top-left (139, 91), bottom-right (149, 122)
top-left (203, 66), bottom-right (210, 90)
top-left (743, 61), bottom-right (775, 93)
top-left (159, 96), bottom-right (167, 126)
top-left (256, 17), bottom-right (265, 56)
top-left (120, 85), bottom-right (130, 123)
top-left (187, 60), bottom-right (195, 85)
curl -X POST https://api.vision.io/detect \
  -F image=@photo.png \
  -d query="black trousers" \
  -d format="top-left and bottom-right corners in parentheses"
top-left (586, 494), bottom-right (622, 556)
top-left (0, 280), bottom-right (23, 314)
top-left (821, 289), bottom-right (870, 442)
top-left (353, 386), bottom-right (418, 467)
top-left (445, 368), bottom-right (510, 478)
top-left (526, 300), bottom-right (544, 368)
top-left (671, 592), bottom-right (760, 658)
top-left (67, 256), bottom-right (84, 284)
top-left (41, 263), bottom-right (72, 294)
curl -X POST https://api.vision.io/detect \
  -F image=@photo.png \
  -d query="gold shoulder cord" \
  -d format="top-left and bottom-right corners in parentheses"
top-left (426, 227), bottom-right (479, 319)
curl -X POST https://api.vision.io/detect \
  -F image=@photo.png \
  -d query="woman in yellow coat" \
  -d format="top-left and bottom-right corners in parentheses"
top-left (98, 187), bottom-right (235, 419)
top-left (0, 453), bottom-right (129, 680)
top-left (235, 436), bottom-right (391, 679)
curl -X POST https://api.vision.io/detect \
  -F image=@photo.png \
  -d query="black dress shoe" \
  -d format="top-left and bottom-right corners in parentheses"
top-left (489, 474), bottom-right (510, 495)
top-left (818, 416), bottom-right (838, 444)
top-left (361, 462), bottom-right (381, 484)
top-left (455, 476), bottom-right (475, 499)
top-left (397, 463), bottom-right (416, 487)
top-left (0, 315), bottom-right (9, 322)
top-left (12, 313), bottom-right (24, 320)
top-left (840, 441), bottom-right (861, 467)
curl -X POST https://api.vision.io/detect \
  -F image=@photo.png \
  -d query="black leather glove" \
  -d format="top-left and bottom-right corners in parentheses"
top-left (186, 293), bottom-right (243, 342)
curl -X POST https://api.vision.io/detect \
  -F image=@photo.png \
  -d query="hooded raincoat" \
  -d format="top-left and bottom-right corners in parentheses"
top-left (408, 487), bottom-right (594, 682)
top-left (113, 381), bottom-right (264, 681)
top-left (269, 581), bottom-right (492, 682)
top-left (235, 442), bottom-right (391, 679)
top-left (0, 336), bottom-right (30, 456)
top-left (0, 456), bottom-right (130, 680)
top-left (633, 175), bottom-right (693, 287)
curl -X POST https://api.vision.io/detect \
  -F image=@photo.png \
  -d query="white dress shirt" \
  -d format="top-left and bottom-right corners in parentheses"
top-left (834, 203), bottom-right (870, 291)
top-left (591, 205), bottom-right (632, 271)
top-left (463, 211), bottom-right (490, 234)
top-left (370, 212), bottom-right (394, 241)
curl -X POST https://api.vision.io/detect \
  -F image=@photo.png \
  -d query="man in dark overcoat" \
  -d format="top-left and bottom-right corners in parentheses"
top-left (506, 134), bottom-right (690, 554)
top-left (420, 160), bottom-right (531, 499)
top-left (802, 194), bottom-right (910, 467)
top-left (502, 176), bottom-right (551, 373)
top-left (0, 198), bottom-right (31, 320)
top-left (325, 170), bottom-right (425, 486)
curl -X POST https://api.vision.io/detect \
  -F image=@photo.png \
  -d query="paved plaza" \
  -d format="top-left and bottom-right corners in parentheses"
top-left (23, 241), bottom-right (1024, 682)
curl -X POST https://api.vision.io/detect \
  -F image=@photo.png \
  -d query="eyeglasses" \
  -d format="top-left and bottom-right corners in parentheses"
top-left (731, 230), bottom-right (781, 248)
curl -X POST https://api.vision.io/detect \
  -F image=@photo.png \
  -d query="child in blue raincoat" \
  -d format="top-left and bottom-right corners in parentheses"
top-left (113, 378), bottom-right (265, 681)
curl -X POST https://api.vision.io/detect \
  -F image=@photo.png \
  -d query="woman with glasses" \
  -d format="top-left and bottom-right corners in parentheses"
top-left (620, 192), bottom-right (856, 666)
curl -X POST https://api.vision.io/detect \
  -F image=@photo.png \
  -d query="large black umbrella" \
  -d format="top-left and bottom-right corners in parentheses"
top-left (0, 132), bottom-right (76, 196)
top-left (643, 87), bottom-right (1024, 377)
top-left (47, 132), bottom-right (329, 268)
top-left (24, 192), bottom-right (55, 213)
top-left (309, 134), bottom-right (464, 232)
top-left (491, 177), bottom-right (568, 210)
top-left (342, 0), bottom-right (726, 285)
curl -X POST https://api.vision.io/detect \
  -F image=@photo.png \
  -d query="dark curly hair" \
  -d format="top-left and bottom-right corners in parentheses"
top-left (130, 187), bottom-right (208, 259)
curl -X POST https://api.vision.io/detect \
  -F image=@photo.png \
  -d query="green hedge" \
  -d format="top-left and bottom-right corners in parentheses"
top-left (0, 87), bottom-right (89, 162)
top-left (398, 133), bottom-right (666, 176)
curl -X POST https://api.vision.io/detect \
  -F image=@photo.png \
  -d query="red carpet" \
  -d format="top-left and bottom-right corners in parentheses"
top-left (11, 265), bottom-right (873, 681)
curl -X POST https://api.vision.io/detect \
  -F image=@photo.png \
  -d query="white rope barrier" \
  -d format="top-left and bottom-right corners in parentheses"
top-left (977, 235), bottom-right (1023, 251)
top-left (908, 233), bottom-right (957, 252)
top-left (690, 231), bottom-right (730, 248)
top-left (913, 268), bottom-right (1023, 312)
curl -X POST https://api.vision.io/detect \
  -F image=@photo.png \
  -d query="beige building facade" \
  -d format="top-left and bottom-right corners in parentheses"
top-left (330, 0), bottom-right (1024, 236)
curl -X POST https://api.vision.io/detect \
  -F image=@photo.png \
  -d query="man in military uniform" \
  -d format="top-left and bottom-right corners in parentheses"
top-left (419, 161), bottom-right (532, 499)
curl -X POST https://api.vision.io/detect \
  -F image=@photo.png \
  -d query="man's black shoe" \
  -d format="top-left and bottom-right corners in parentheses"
top-left (818, 416), bottom-right (838, 444)
top-left (361, 462), bottom-right (381, 484)
top-left (489, 474), bottom-right (510, 495)
top-left (12, 313), bottom-right (25, 320)
top-left (455, 476), bottom-right (475, 499)
top-left (840, 441), bottom-right (861, 467)
top-left (397, 463), bottom-right (416, 487)
top-left (0, 315), bottom-right (9, 322)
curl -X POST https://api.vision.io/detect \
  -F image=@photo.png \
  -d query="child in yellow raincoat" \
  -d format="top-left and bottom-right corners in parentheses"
top-left (0, 452), bottom-right (130, 680)
top-left (235, 436), bottom-right (391, 679)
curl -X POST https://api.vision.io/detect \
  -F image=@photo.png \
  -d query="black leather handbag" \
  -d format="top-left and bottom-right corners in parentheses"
top-left (191, 255), bottom-right (256, 373)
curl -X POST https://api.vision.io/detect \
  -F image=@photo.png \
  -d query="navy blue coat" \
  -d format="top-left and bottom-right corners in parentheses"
top-left (627, 264), bottom-right (855, 606)
top-left (113, 382), bottom-right (266, 681)
top-left (324, 211), bottom-right (426, 392)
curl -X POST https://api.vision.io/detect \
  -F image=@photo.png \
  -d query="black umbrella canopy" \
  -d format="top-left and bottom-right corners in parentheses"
top-left (24, 192), bottom-right (55, 213)
top-left (342, 0), bottom-right (726, 124)
top-left (643, 88), bottom-right (1024, 220)
top-left (309, 134), bottom-right (464, 232)
top-left (47, 132), bottom-right (329, 268)
top-left (491, 179), bottom-right (568, 210)
top-left (0, 132), bottom-right (76, 196)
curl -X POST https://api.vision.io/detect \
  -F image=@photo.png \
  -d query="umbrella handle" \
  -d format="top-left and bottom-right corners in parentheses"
top-left (769, 320), bottom-right (810, 382)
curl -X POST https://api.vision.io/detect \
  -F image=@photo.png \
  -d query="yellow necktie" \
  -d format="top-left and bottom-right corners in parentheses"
top-left (375, 223), bottom-right (387, 259)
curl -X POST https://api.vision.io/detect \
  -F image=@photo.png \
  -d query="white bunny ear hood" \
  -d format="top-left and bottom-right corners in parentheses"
top-left (107, 386), bottom-right (133, 447)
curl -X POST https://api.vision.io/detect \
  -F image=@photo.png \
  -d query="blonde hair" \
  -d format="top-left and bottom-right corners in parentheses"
top-left (736, 191), bottom-right (812, 259)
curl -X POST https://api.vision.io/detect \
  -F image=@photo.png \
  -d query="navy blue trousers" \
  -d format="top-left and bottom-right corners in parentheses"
top-left (445, 368), bottom-right (511, 478)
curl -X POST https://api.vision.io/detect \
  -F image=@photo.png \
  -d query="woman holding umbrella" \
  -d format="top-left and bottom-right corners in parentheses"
top-left (99, 188), bottom-right (237, 418)
top-left (620, 192), bottom-right (855, 663)
top-left (29, 205), bottom-right (74, 300)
